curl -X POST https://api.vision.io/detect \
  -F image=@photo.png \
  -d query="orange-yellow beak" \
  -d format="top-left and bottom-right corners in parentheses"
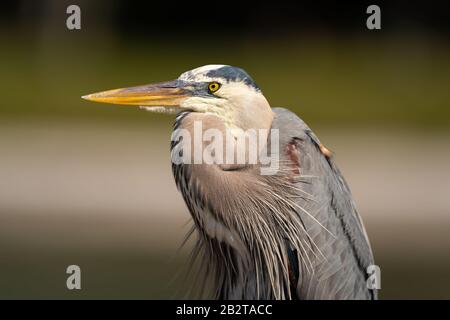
top-left (82, 80), bottom-right (191, 109)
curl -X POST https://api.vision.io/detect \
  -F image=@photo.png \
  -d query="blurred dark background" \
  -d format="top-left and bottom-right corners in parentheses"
top-left (0, 0), bottom-right (449, 299)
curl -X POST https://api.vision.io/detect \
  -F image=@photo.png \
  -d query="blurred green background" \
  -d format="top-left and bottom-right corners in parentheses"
top-left (1, 0), bottom-right (450, 299)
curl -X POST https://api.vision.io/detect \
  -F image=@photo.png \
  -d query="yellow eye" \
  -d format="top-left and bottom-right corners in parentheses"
top-left (208, 82), bottom-right (221, 93)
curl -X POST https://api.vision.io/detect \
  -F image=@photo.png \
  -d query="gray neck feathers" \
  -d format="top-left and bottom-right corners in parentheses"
top-left (171, 111), bottom-right (315, 299)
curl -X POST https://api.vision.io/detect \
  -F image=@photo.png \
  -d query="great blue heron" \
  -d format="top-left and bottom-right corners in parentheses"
top-left (83, 65), bottom-right (377, 300)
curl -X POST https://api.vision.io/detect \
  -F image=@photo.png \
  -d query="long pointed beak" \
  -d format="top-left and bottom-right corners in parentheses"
top-left (82, 80), bottom-right (191, 110)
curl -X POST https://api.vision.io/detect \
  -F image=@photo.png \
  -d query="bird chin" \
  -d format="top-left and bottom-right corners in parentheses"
top-left (139, 106), bottom-right (181, 114)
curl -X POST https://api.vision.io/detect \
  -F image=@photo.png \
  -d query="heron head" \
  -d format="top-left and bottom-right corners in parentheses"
top-left (82, 65), bottom-right (274, 133)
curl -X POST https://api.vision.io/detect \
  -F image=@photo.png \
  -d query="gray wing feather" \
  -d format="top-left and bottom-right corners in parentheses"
top-left (272, 108), bottom-right (377, 300)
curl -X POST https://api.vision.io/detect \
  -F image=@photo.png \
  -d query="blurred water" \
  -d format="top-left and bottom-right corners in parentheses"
top-left (1, 119), bottom-right (449, 299)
